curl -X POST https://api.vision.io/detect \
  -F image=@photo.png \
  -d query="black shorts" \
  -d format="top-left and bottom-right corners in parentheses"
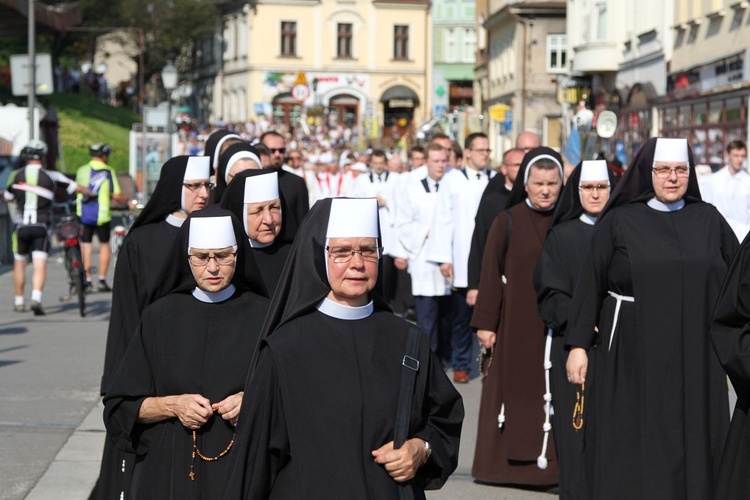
top-left (13, 225), bottom-right (50, 260)
top-left (81, 221), bottom-right (111, 243)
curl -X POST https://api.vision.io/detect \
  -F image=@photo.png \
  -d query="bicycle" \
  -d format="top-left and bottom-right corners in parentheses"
top-left (53, 204), bottom-right (86, 317)
top-left (110, 209), bottom-right (135, 279)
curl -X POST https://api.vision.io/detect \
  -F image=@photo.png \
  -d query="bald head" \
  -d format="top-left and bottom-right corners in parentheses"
top-left (516, 132), bottom-right (540, 153)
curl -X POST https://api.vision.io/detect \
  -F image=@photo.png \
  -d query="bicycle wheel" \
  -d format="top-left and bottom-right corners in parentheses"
top-left (110, 234), bottom-right (121, 277)
top-left (69, 246), bottom-right (86, 317)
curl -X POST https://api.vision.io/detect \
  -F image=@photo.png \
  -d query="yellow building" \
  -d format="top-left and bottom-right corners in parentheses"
top-left (223, 0), bottom-right (432, 143)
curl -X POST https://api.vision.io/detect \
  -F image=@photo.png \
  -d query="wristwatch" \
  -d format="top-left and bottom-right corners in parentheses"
top-left (423, 440), bottom-right (432, 464)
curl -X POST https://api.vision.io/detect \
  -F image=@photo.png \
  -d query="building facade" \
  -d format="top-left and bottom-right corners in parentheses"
top-left (659, 0), bottom-right (750, 168)
top-left (432, 0), bottom-right (476, 118)
top-left (483, 0), bottom-right (566, 155)
top-left (566, 0), bottom-right (672, 164)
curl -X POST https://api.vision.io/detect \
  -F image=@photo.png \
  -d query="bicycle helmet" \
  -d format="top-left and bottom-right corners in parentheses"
top-left (20, 140), bottom-right (48, 161)
top-left (89, 142), bottom-right (112, 157)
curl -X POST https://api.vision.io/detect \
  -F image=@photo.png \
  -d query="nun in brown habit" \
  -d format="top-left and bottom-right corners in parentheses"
top-left (471, 147), bottom-right (563, 486)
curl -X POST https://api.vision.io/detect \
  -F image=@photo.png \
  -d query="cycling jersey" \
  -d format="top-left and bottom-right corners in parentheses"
top-left (4, 164), bottom-right (77, 226)
top-left (76, 159), bottom-right (121, 226)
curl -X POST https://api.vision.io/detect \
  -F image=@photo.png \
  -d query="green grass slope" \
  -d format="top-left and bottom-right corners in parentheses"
top-left (44, 93), bottom-right (140, 175)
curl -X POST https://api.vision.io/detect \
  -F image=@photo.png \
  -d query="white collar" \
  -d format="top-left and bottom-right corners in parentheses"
top-left (525, 198), bottom-right (556, 212)
top-left (505, 181), bottom-right (513, 191)
top-left (192, 284), bottom-right (236, 303)
top-left (249, 238), bottom-right (273, 249)
top-left (579, 213), bottom-right (597, 225)
top-left (316, 297), bottom-right (374, 320)
top-left (166, 214), bottom-right (185, 227)
top-left (647, 198), bottom-right (685, 212)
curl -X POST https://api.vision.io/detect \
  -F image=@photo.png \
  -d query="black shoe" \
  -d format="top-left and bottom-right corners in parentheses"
top-left (97, 280), bottom-right (112, 292)
top-left (84, 281), bottom-right (94, 294)
top-left (31, 301), bottom-right (45, 316)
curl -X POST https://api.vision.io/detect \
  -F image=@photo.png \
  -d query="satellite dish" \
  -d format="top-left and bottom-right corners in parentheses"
top-left (596, 110), bottom-right (618, 138)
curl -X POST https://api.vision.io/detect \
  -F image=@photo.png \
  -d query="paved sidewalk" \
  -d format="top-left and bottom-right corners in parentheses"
top-left (0, 245), bottom-right (109, 500)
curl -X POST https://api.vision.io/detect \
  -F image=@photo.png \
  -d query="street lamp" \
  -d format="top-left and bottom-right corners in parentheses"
top-left (161, 61), bottom-right (178, 160)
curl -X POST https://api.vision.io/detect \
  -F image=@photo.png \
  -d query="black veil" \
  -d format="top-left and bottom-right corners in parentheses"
top-left (505, 147), bottom-right (564, 209)
top-left (203, 129), bottom-right (241, 173)
top-left (215, 143), bottom-right (262, 202)
top-left (599, 137), bottom-right (702, 220)
top-left (550, 161), bottom-right (618, 228)
top-left (131, 156), bottom-right (196, 230)
top-left (146, 206), bottom-right (268, 303)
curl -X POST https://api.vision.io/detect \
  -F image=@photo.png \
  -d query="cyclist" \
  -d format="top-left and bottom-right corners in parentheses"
top-left (3, 140), bottom-right (91, 315)
top-left (76, 143), bottom-right (125, 292)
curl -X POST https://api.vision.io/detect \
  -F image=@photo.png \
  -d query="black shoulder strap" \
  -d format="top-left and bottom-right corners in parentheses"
top-left (394, 323), bottom-right (421, 500)
top-left (420, 178), bottom-right (430, 193)
top-left (394, 324), bottom-right (421, 448)
top-left (500, 211), bottom-right (513, 280)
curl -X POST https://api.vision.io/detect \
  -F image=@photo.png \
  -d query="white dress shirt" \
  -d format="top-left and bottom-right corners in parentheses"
top-left (700, 166), bottom-right (750, 240)
top-left (395, 175), bottom-right (450, 297)
top-left (425, 166), bottom-right (495, 288)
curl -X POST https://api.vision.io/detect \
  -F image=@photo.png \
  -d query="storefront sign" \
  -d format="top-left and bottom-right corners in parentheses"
top-left (263, 72), bottom-right (370, 102)
top-left (388, 99), bottom-right (414, 108)
top-left (667, 52), bottom-right (745, 97)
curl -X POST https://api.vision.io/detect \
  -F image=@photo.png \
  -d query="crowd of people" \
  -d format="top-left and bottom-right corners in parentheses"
top-left (7, 122), bottom-right (750, 499)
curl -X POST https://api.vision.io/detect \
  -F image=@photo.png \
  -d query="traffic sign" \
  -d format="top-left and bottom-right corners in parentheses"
top-left (10, 53), bottom-right (53, 96)
top-left (291, 83), bottom-right (310, 103)
top-left (293, 71), bottom-right (308, 86)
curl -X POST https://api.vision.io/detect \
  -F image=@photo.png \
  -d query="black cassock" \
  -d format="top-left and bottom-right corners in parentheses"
top-left (566, 202), bottom-right (737, 499)
top-left (710, 233), bottom-right (750, 500)
top-left (104, 290), bottom-right (268, 499)
top-left (252, 242), bottom-right (291, 296)
top-left (225, 309), bottom-right (464, 500)
top-left (467, 176), bottom-right (511, 289)
top-left (94, 219), bottom-right (180, 500)
top-left (534, 217), bottom-right (593, 499)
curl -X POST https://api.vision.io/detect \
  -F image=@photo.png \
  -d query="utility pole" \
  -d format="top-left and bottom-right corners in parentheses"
top-left (27, 0), bottom-right (36, 140)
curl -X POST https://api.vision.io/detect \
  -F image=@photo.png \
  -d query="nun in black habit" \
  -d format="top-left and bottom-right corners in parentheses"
top-left (213, 143), bottom-right (262, 203)
top-left (92, 155), bottom-right (212, 500)
top-left (220, 169), bottom-right (291, 295)
top-left (710, 226), bottom-right (750, 499)
top-left (224, 197), bottom-right (464, 500)
top-left (103, 207), bottom-right (269, 499)
top-left (203, 128), bottom-right (242, 173)
top-left (533, 160), bottom-right (614, 499)
top-left (565, 138), bottom-right (738, 499)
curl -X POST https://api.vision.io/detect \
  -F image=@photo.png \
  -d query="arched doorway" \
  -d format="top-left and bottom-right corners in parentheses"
top-left (329, 94), bottom-right (359, 128)
top-left (380, 85), bottom-right (419, 145)
top-left (272, 93), bottom-right (303, 131)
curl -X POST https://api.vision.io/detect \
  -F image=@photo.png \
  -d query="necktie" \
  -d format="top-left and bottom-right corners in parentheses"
top-left (476, 173), bottom-right (481, 180)
top-left (434, 182), bottom-right (439, 192)
top-left (377, 175), bottom-right (382, 183)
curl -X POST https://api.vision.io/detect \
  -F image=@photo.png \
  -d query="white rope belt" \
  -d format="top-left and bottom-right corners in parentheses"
top-left (607, 291), bottom-right (634, 351)
top-left (538, 327), bottom-right (554, 469)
